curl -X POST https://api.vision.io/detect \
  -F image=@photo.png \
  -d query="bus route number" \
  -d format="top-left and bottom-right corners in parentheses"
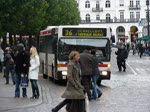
top-left (65, 30), bottom-right (72, 36)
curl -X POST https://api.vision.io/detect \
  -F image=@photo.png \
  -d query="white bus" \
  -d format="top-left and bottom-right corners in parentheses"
top-left (39, 25), bottom-right (111, 84)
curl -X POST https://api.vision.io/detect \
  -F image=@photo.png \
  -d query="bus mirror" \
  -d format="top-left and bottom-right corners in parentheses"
top-left (111, 35), bottom-right (115, 43)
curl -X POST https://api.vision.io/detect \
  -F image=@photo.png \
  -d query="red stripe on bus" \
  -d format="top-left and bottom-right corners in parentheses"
top-left (98, 64), bottom-right (108, 67)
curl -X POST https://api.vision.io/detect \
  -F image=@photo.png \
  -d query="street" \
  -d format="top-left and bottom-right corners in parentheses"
top-left (0, 48), bottom-right (150, 112)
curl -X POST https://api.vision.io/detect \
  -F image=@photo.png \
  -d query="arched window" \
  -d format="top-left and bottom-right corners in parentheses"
top-left (106, 14), bottom-right (111, 22)
top-left (85, 1), bottom-right (90, 8)
top-left (86, 14), bottom-right (90, 23)
top-left (106, 0), bottom-right (111, 8)
top-left (96, 15), bottom-right (100, 20)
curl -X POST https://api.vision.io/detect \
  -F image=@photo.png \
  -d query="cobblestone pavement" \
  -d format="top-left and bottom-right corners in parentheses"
top-left (0, 49), bottom-right (150, 112)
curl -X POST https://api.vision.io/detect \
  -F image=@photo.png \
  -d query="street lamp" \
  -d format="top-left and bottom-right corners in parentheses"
top-left (146, 0), bottom-right (150, 36)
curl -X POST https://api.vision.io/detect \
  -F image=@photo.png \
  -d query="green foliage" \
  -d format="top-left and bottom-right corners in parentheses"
top-left (0, 0), bottom-right (80, 36)
top-left (45, 0), bottom-right (80, 26)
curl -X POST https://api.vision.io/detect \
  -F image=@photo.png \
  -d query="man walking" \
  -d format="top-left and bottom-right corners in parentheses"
top-left (115, 45), bottom-right (128, 72)
top-left (15, 43), bottom-right (30, 98)
top-left (80, 49), bottom-right (93, 101)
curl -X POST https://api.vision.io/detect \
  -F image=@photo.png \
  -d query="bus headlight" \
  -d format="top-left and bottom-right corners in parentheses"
top-left (62, 71), bottom-right (67, 76)
top-left (102, 71), bottom-right (108, 76)
top-left (107, 64), bottom-right (111, 68)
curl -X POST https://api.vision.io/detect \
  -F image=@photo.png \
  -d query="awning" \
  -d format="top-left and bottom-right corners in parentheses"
top-left (136, 36), bottom-right (150, 41)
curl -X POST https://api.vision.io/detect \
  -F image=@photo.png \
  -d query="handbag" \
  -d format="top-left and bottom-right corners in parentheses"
top-left (20, 74), bottom-right (28, 88)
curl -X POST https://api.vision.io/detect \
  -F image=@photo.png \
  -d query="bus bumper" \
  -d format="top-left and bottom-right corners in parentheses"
top-left (100, 71), bottom-right (111, 80)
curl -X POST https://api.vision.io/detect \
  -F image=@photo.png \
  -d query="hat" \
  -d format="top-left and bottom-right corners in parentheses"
top-left (17, 43), bottom-right (24, 48)
top-left (5, 47), bottom-right (11, 51)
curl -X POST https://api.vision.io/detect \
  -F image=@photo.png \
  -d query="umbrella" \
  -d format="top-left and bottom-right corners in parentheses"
top-left (112, 44), bottom-right (121, 48)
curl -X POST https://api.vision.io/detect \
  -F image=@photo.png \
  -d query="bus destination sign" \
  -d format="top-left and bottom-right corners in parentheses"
top-left (62, 28), bottom-right (107, 37)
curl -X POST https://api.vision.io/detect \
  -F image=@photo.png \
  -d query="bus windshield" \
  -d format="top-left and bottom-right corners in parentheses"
top-left (58, 38), bottom-right (111, 62)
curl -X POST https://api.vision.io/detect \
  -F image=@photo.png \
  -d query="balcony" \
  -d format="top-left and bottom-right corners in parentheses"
top-left (92, 7), bottom-right (103, 12)
top-left (80, 18), bottom-right (146, 24)
top-left (129, 5), bottom-right (141, 10)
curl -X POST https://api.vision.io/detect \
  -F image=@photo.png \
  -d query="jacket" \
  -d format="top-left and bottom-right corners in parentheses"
top-left (80, 51), bottom-right (93, 76)
top-left (115, 48), bottom-right (128, 61)
top-left (62, 60), bottom-right (85, 99)
top-left (92, 55), bottom-right (102, 75)
top-left (29, 55), bottom-right (40, 80)
top-left (15, 50), bottom-right (30, 74)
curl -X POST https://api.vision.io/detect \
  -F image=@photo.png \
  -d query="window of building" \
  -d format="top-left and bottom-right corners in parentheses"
top-left (106, 14), bottom-right (111, 22)
top-left (96, 15), bottom-right (100, 20)
top-left (119, 0), bottom-right (124, 6)
top-left (136, 0), bottom-right (140, 7)
top-left (86, 14), bottom-right (90, 22)
top-left (130, 0), bottom-right (134, 7)
top-left (146, 11), bottom-right (150, 19)
top-left (130, 12), bottom-right (134, 19)
top-left (118, 27), bottom-right (125, 32)
top-left (106, 0), bottom-right (111, 8)
top-left (136, 12), bottom-right (140, 19)
top-left (120, 12), bottom-right (124, 21)
top-left (85, 1), bottom-right (90, 8)
top-left (96, 1), bottom-right (100, 9)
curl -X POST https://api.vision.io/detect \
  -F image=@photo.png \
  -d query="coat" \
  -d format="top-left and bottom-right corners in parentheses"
top-left (115, 48), bottom-right (128, 61)
top-left (92, 55), bottom-right (102, 75)
top-left (28, 55), bottom-right (40, 80)
top-left (15, 50), bottom-right (30, 74)
top-left (80, 51), bottom-right (93, 76)
top-left (62, 60), bottom-right (85, 99)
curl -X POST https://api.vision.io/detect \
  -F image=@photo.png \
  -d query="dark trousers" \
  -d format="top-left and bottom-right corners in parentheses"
top-left (30, 79), bottom-right (40, 97)
top-left (81, 75), bottom-right (91, 100)
top-left (53, 99), bottom-right (86, 112)
top-left (15, 73), bottom-right (27, 97)
top-left (117, 60), bottom-right (126, 71)
top-left (5, 64), bottom-right (16, 84)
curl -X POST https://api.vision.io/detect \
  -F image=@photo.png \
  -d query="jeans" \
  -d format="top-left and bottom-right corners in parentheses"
top-left (5, 64), bottom-right (16, 84)
top-left (91, 75), bottom-right (102, 99)
top-left (15, 73), bottom-right (27, 97)
top-left (30, 79), bottom-right (40, 97)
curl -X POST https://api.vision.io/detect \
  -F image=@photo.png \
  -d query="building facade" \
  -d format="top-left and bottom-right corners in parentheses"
top-left (77, 0), bottom-right (149, 43)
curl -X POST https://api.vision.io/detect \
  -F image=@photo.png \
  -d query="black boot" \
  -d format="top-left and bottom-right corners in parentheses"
top-left (52, 99), bottom-right (70, 112)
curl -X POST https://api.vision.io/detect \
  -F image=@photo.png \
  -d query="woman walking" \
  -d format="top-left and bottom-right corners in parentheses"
top-left (29, 47), bottom-right (40, 99)
top-left (52, 51), bottom-right (86, 112)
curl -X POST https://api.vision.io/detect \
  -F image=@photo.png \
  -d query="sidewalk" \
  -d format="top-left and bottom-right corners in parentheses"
top-left (0, 73), bottom-right (43, 111)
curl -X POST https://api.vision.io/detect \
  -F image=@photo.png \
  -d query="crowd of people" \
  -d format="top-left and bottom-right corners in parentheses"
top-left (132, 42), bottom-right (150, 58)
top-left (0, 43), bottom-right (40, 99)
top-left (52, 49), bottom-right (103, 112)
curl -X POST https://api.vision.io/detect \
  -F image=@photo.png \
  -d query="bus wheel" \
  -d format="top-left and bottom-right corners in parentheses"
top-left (97, 79), bottom-right (101, 86)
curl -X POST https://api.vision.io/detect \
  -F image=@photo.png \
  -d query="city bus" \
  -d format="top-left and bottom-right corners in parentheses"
top-left (39, 25), bottom-right (111, 85)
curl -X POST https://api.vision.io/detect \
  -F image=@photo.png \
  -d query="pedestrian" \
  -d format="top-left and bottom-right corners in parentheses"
top-left (3, 47), bottom-right (16, 84)
top-left (15, 43), bottom-right (30, 98)
top-left (0, 46), bottom-right (4, 72)
top-left (139, 44), bottom-right (144, 58)
top-left (52, 51), bottom-right (85, 112)
top-left (115, 45), bottom-right (128, 72)
top-left (91, 50), bottom-right (103, 100)
top-left (29, 46), bottom-right (40, 99)
top-left (80, 49), bottom-right (93, 101)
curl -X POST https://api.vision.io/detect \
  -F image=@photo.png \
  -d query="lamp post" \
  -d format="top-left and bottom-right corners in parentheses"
top-left (146, 0), bottom-right (150, 36)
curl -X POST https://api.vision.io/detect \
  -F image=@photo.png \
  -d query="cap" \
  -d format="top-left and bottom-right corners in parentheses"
top-left (17, 43), bottom-right (24, 48)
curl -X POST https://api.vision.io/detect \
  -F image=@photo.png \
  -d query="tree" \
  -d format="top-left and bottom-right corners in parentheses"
top-left (45, 0), bottom-right (80, 26)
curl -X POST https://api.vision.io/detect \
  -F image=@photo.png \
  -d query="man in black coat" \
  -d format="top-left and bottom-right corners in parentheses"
top-left (14, 43), bottom-right (30, 98)
top-left (115, 45), bottom-right (128, 72)
top-left (80, 50), bottom-right (93, 101)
